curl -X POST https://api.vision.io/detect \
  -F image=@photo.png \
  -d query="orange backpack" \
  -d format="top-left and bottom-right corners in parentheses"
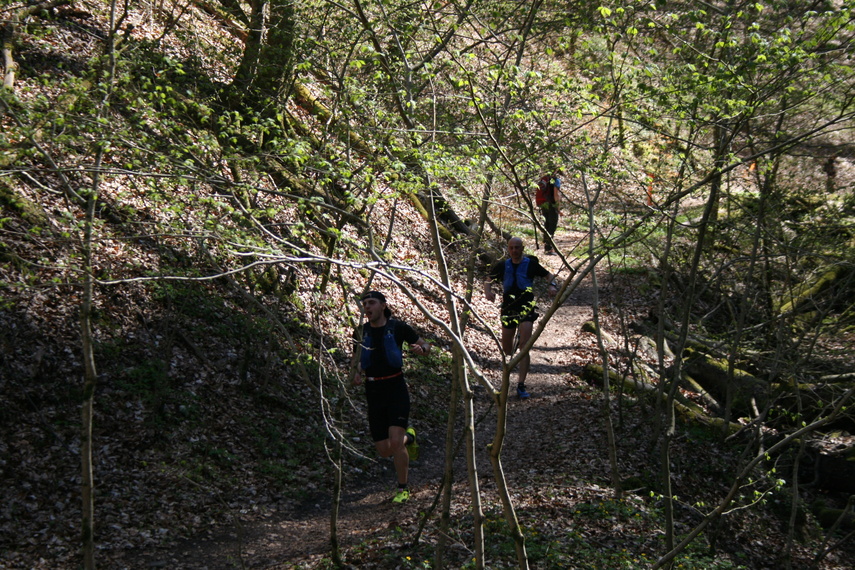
top-left (535, 175), bottom-right (551, 206)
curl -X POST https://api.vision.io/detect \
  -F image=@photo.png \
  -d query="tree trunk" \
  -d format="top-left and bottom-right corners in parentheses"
top-left (489, 369), bottom-right (529, 570)
top-left (423, 175), bottom-right (486, 567)
top-left (461, 350), bottom-right (486, 569)
top-left (329, 397), bottom-right (345, 567)
top-left (588, 237), bottom-right (623, 498)
top-left (1, 0), bottom-right (72, 91)
top-left (230, 0), bottom-right (296, 105)
top-left (80, 148), bottom-right (102, 570)
top-left (435, 350), bottom-right (462, 570)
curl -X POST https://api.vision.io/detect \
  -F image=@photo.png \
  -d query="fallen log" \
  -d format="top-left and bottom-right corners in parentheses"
top-left (776, 264), bottom-right (847, 316)
top-left (635, 334), bottom-right (676, 360)
top-left (581, 320), bottom-right (617, 345)
top-left (673, 400), bottom-right (741, 436)
top-left (812, 505), bottom-right (855, 531)
top-left (819, 372), bottom-right (855, 384)
top-left (682, 347), bottom-right (769, 418)
top-left (0, 178), bottom-right (50, 227)
top-left (2, 0), bottom-right (72, 90)
top-left (582, 363), bottom-right (742, 435)
top-left (680, 372), bottom-right (723, 416)
top-left (583, 362), bottom-right (659, 396)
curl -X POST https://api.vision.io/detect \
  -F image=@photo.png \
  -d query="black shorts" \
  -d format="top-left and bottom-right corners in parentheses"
top-left (501, 310), bottom-right (537, 329)
top-left (500, 300), bottom-right (538, 329)
top-left (364, 375), bottom-right (410, 442)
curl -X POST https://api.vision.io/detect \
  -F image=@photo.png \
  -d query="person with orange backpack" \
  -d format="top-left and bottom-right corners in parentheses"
top-left (535, 169), bottom-right (562, 254)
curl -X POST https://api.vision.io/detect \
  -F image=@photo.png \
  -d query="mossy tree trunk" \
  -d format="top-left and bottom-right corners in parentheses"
top-left (229, 0), bottom-right (296, 109)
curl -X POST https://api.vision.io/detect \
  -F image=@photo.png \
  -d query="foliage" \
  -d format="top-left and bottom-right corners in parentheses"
top-left (1, 0), bottom-right (855, 568)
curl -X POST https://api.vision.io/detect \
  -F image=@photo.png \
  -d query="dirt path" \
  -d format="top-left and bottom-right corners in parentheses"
top-left (124, 233), bottom-right (596, 569)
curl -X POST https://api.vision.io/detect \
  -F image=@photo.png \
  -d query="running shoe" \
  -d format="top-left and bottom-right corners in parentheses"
top-left (392, 488), bottom-right (410, 503)
top-left (517, 387), bottom-right (531, 399)
top-left (405, 427), bottom-right (419, 461)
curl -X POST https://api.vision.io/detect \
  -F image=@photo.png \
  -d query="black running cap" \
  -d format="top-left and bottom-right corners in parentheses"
top-left (361, 291), bottom-right (386, 303)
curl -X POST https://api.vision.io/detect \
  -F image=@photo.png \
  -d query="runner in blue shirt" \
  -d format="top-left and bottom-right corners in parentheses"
top-left (484, 237), bottom-right (558, 399)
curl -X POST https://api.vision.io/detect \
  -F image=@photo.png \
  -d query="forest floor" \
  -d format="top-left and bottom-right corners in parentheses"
top-left (4, 215), bottom-right (851, 570)
top-left (118, 228), bottom-right (626, 569)
top-left (115, 227), bottom-right (854, 570)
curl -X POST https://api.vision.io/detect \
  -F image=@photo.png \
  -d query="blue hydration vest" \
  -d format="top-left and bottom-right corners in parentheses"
top-left (360, 320), bottom-right (403, 370)
top-left (503, 257), bottom-right (533, 293)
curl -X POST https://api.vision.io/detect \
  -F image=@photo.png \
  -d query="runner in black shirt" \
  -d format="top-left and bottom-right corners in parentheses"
top-left (351, 291), bottom-right (431, 503)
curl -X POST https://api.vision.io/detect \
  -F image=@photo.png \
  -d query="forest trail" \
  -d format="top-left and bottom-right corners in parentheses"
top-left (125, 230), bottom-right (604, 569)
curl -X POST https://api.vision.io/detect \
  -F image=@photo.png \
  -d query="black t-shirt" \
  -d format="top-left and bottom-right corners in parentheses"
top-left (488, 255), bottom-right (550, 312)
top-left (355, 319), bottom-right (420, 377)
